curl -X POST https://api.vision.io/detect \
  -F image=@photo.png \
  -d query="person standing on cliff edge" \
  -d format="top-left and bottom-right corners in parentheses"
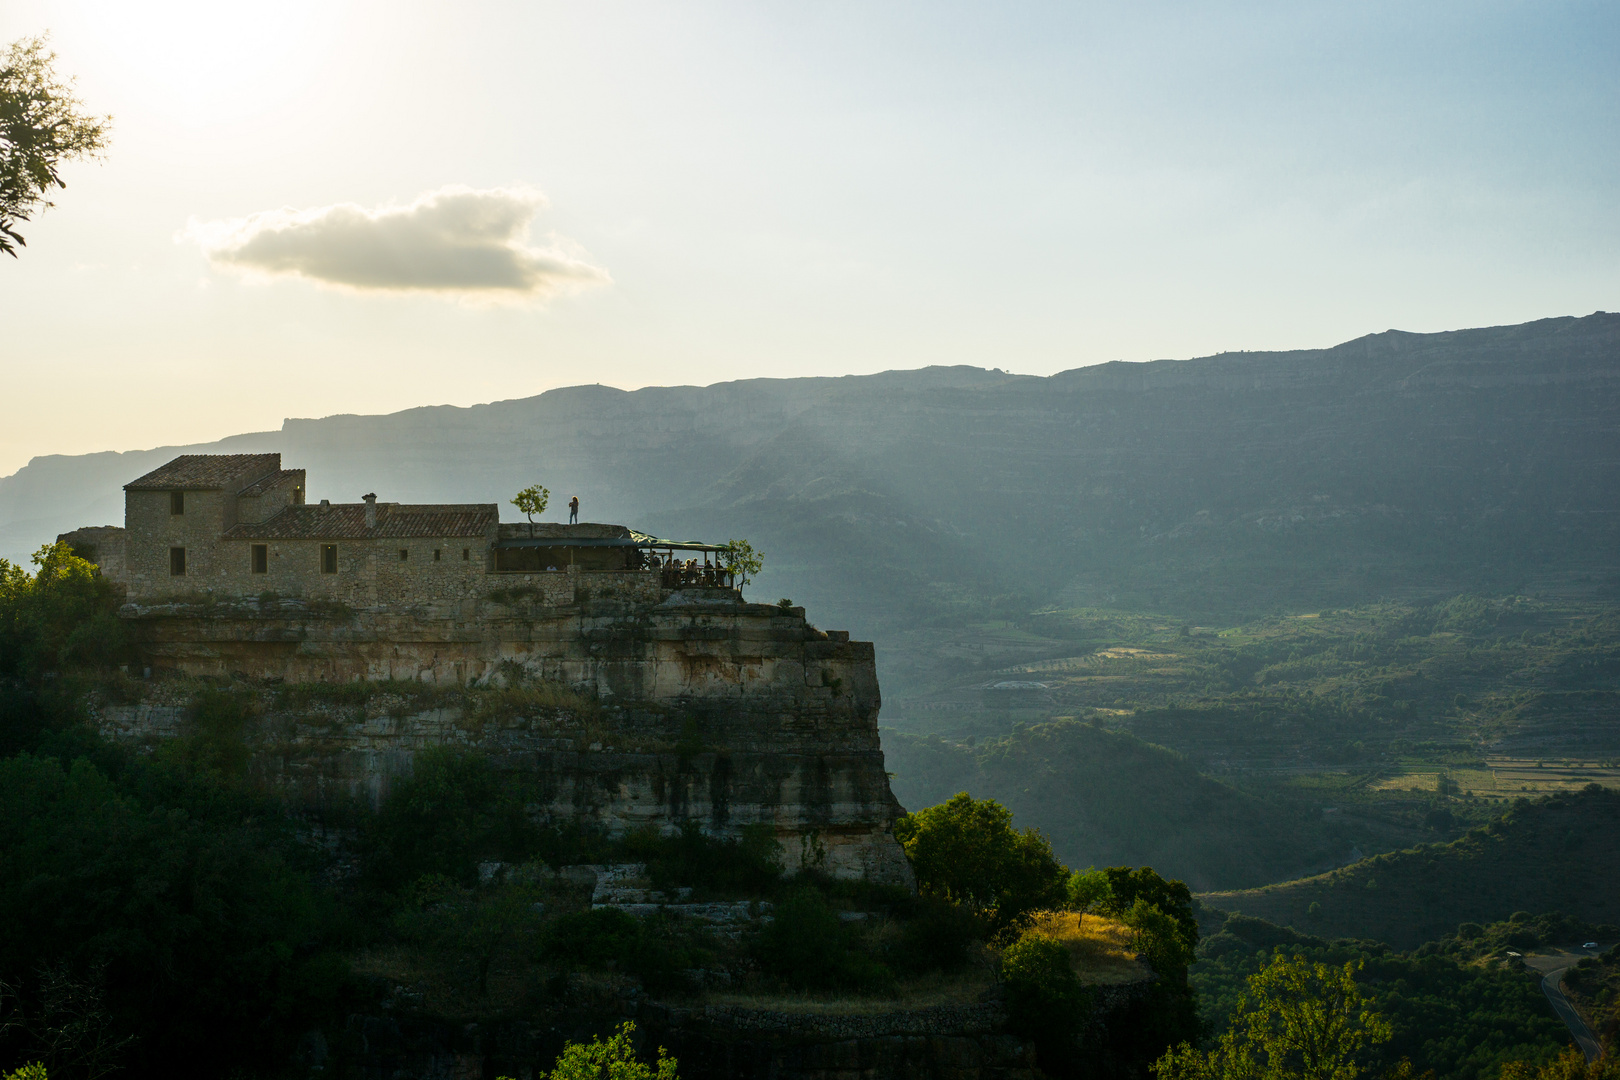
top-left (569, 496), bottom-right (579, 524)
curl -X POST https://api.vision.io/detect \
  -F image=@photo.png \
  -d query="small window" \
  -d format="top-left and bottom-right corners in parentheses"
top-left (462, 548), bottom-right (470, 561)
top-left (398, 548), bottom-right (409, 562)
top-left (170, 491), bottom-right (185, 515)
top-left (169, 546), bottom-right (186, 576)
top-left (321, 544), bottom-right (338, 574)
top-left (250, 544), bottom-right (268, 574)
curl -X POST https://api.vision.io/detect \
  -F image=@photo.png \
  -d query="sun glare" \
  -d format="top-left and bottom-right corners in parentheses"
top-left (62, 0), bottom-right (348, 125)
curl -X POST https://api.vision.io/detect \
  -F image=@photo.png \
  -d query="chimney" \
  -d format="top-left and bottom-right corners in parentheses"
top-left (319, 499), bottom-right (330, 511)
top-left (363, 493), bottom-right (377, 529)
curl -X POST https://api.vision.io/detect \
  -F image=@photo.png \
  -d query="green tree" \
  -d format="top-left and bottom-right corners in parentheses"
top-left (363, 747), bottom-right (538, 887)
top-left (718, 539), bottom-right (762, 588)
top-left (1155, 953), bottom-right (1392, 1080)
top-left (1067, 866), bottom-right (1111, 911)
top-left (1095, 866), bottom-right (1199, 961)
top-left (511, 484), bottom-right (550, 523)
top-left (0, 543), bottom-right (124, 677)
top-left (523, 1022), bottom-right (679, 1080)
top-left (1500, 1049), bottom-right (1620, 1080)
top-left (1, 36), bottom-right (111, 256)
top-left (1001, 931), bottom-right (1088, 1055)
top-left (893, 793), bottom-right (1069, 932)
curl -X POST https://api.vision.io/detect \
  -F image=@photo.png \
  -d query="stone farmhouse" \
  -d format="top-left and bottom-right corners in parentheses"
top-left (104, 452), bottom-right (733, 609)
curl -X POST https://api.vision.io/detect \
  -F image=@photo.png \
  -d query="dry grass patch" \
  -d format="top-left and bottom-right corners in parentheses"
top-left (1024, 911), bottom-right (1152, 986)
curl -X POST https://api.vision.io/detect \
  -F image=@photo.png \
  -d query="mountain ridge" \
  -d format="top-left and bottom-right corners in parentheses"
top-left (5, 314), bottom-right (1617, 679)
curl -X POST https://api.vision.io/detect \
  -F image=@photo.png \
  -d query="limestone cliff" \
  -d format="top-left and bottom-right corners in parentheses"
top-left (106, 576), bottom-right (914, 887)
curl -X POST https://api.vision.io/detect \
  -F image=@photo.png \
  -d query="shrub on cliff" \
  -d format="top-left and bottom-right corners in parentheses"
top-left (753, 889), bottom-right (894, 993)
top-left (893, 793), bottom-right (1069, 933)
top-left (625, 820), bottom-right (782, 898)
top-left (364, 747), bottom-right (541, 888)
top-left (540, 908), bottom-right (708, 995)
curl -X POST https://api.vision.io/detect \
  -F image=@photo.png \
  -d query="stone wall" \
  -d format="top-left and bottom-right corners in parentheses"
top-left (125, 487), bottom-right (230, 592)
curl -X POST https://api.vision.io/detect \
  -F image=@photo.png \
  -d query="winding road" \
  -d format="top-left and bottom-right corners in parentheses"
top-left (1525, 950), bottom-right (1603, 1064)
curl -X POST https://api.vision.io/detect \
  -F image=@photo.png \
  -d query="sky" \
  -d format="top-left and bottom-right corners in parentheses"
top-left (1, 0), bottom-right (1616, 477)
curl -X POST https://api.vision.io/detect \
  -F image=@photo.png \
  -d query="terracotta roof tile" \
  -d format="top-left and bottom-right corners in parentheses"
top-left (223, 503), bottom-right (498, 540)
top-left (126, 454), bottom-right (282, 491)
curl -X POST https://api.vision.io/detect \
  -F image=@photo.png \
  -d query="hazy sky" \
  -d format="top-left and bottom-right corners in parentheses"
top-left (1, 1), bottom-right (1616, 477)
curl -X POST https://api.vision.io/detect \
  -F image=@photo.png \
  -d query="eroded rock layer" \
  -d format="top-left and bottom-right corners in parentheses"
top-left (110, 579), bottom-right (914, 887)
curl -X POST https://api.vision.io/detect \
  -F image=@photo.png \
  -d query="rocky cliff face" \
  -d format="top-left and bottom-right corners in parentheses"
top-left (105, 584), bottom-right (914, 886)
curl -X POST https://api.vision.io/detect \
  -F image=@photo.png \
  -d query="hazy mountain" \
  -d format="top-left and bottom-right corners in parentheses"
top-left (5, 313), bottom-right (1617, 677)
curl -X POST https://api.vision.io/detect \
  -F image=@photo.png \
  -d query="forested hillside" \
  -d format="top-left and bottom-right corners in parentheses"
top-left (1201, 785), bottom-right (1620, 947)
top-left (884, 721), bottom-right (1333, 891)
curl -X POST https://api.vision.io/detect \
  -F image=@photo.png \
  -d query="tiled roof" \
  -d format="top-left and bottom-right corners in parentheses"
top-left (126, 454), bottom-right (282, 490)
top-left (223, 503), bottom-right (498, 540)
top-left (237, 469), bottom-right (304, 497)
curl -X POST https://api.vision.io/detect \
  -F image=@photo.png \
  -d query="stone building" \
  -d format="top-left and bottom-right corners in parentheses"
top-left (71, 454), bottom-right (913, 886)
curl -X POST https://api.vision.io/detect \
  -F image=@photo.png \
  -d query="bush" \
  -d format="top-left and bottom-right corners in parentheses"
top-left (885, 896), bottom-right (982, 975)
top-left (624, 820), bottom-right (782, 898)
top-left (1002, 931), bottom-right (1089, 1063)
top-left (540, 908), bottom-right (707, 995)
top-left (753, 889), bottom-right (894, 993)
top-left (364, 748), bottom-right (541, 888)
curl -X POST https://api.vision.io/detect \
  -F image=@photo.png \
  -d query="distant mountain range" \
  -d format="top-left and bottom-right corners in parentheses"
top-left (5, 313), bottom-right (1618, 681)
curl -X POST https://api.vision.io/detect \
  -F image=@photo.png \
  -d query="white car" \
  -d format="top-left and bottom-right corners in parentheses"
top-left (1584, 942), bottom-right (1599, 950)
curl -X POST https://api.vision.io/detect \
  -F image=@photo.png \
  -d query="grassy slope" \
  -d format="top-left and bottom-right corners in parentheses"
top-left (884, 720), bottom-right (1334, 891)
top-left (1200, 786), bottom-right (1620, 949)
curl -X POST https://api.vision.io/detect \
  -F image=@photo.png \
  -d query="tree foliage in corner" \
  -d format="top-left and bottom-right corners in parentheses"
top-left (511, 484), bottom-right (550, 523)
top-left (1155, 953), bottom-right (1392, 1080)
top-left (1, 35), bottom-right (111, 256)
top-left (518, 1021), bottom-right (679, 1080)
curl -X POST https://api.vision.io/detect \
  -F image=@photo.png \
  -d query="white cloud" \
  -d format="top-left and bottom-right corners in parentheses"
top-left (184, 186), bottom-right (609, 301)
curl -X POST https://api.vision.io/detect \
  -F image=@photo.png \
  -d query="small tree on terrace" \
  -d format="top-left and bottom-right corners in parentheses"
top-left (511, 485), bottom-right (549, 523)
top-left (719, 538), bottom-right (762, 588)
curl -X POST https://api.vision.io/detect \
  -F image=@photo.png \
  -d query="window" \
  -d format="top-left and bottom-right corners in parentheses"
top-left (398, 549), bottom-right (409, 562)
top-left (462, 548), bottom-right (470, 561)
top-left (170, 491), bottom-right (185, 515)
top-left (433, 548), bottom-right (442, 562)
top-left (251, 544), bottom-right (268, 574)
top-left (321, 544), bottom-right (338, 574)
top-left (169, 547), bottom-right (186, 576)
